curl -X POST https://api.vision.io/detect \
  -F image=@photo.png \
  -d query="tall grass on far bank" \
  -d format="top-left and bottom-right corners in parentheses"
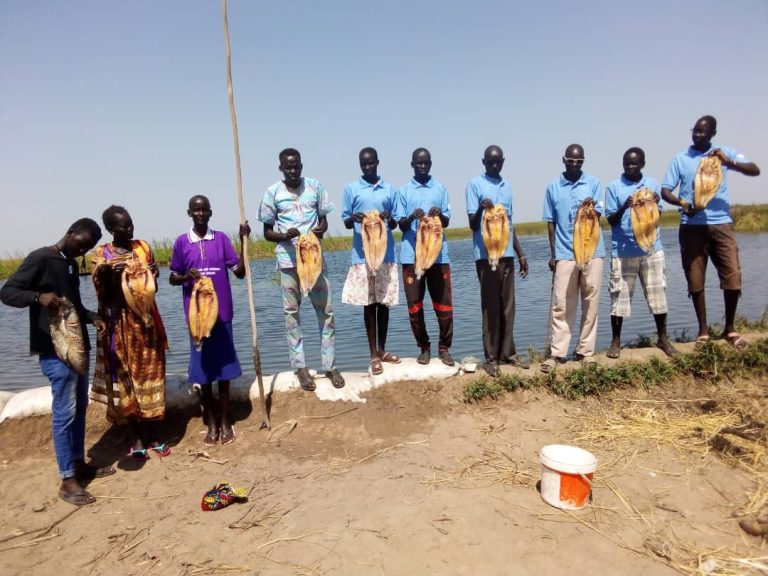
top-left (464, 337), bottom-right (768, 403)
top-left (1, 204), bottom-right (766, 280)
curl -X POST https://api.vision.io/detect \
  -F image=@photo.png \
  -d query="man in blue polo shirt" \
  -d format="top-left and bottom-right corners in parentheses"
top-left (466, 145), bottom-right (530, 377)
top-left (605, 147), bottom-right (678, 359)
top-left (541, 144), bottom-right (605, 373)
top-left (661, 115), bottom-right (760, 350)
top-left (395, 148), bottom-right (454, 366)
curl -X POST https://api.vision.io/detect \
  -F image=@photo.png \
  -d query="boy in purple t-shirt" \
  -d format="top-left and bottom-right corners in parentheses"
top-left (169, 195), bottom-right (249, 446)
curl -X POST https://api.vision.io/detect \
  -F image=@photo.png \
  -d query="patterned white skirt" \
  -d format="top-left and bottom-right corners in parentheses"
top-left (341, 263), bottom-right (400, 306)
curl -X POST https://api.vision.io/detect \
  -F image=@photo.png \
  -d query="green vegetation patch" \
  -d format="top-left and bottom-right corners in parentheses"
top-left (463, 338), bottom-right (768, 402)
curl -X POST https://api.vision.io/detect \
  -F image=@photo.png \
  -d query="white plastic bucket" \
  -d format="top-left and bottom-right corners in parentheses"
top-left (539, 444), bottom-right (598, 510)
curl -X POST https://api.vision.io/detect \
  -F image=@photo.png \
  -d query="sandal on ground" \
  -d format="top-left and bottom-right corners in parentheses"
top-left (506, 355), bottom-right (530, 369)
top-left (296, 367), bottom-right (316, 392)
top-left (75, 460), bottom-right (116, 481)
top-left (59, 487), bottom-right (96, 507)
top-left (417, 349), bottom-right (431, 365)
top-left (150, 443), bottom-right (172, 458)
top-left (220, 424), bottom-right (236, 446)
top-left (380, 352), bottom-right (401, 364)
top-left (370, 358), bottom-right (384, 375)
top-left (694, 335), bottom-right (710, 349)
top-left (325, 368), bottom-right (345, 389)
top-left (483, 361), bottom-right (500, 378)
top-left (540, 358), bottom-right (557, 374)
top-left (580, 355), bottom-right (597, 366)
top-left (606, 345), bottom-right (621, 359)
top-left (725, 332), bottom-right (748, 350)
top-left (128, 448), bottom-right (150, 461)
top-left (203, 428), bottom-right (220, 446)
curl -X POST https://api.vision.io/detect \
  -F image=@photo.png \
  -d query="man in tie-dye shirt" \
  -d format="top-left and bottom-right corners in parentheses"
top-left (258, 148), bottom-right (345, 391)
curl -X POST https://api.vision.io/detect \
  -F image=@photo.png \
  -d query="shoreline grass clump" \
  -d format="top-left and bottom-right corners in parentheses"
top-left (463, 338), bottom-right (768, 403)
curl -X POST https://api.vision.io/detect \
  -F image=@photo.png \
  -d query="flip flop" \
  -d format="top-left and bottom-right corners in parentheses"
top-left (221, 425), bottom-right (236, 446)
top-left (370, 358), bottom-right (384, 375)
top-left (203, 429), bottom-right (220, 446)
top-left (150, 443), bottom-right (172, 458)
top-left (59, 488), bottom-right (96, 507)
top-left (726, 333), bottom-right (748, 350)
top-left (75, 461), bottom-right (116, 481)
top-left (128, 448), bottom-right (150, 461)
top-left (606, 345), bottom-right (620, 359)
top-left (540, 358), bottom-right (557, 374)
top-left (380, 352), bottom-right (401, 364)
top-left (694, 335), bottom-right (710, 349)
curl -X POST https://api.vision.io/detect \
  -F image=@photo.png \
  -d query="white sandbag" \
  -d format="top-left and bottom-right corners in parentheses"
top-left (0, 391), bottom-right (15, 416)
top-left (0, 386), bottom-right (52, 423)
top-left (249, 357), bottom-right (460, 404)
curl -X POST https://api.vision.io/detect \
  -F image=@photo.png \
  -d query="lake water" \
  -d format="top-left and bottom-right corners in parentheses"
top-left (1, 230), bottom-right (767, 392)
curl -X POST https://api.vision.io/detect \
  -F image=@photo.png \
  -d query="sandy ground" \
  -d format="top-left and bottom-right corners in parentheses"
top-left (1, 339), bottom-right (766, 576)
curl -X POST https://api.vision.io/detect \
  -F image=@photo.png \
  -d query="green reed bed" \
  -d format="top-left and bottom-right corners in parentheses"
top-left (463, 337), bottom-right (768, 402)
top-left (1, 204), bottom-right (766, 280)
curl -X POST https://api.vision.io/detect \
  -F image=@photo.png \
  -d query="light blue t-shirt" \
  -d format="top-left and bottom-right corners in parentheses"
top-left (465, 174), bottom-right (517, 261)
top-left (662, 145), bottom-right (747, 225)
top-left (394, 177), bottom-right (451, 265)
top-left (258, 177), bottom-right (333, 269)
top-left (341, 178), bottom-right (397, 265)
top-left (542, 172), bottom-right (606, 261)
top-left (604, 176), bottom-right (664, 258)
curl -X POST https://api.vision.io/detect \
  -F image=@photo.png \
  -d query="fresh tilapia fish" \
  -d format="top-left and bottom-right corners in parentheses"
top-left (49, 297), bottom-right (88, 375)
top-left (296, 233), bottom-right (322, 297)
top-left (481, 204), bottom-right (510, 271)
top-left (630, 187), bottom-right (660, 254)
top-left (694, 154), bottom-right (723, 210)
top-left (189, 276), bottom-right (218, 351)
top-left (361, 210), bottom-right (387, 275)
top-left (121, 259), bottom-right (156, 325)
top-left (414, 215), bottom-right (443, 280)
top-left (573, 198), bottom-right (600, 269)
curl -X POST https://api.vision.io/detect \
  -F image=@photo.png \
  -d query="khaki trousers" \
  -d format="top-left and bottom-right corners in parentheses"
top-left (550, 258), bottom-right (603, 358)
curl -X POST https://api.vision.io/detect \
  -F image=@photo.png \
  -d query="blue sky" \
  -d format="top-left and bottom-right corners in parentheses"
top-left (1, 0), bottom-right (766, 253)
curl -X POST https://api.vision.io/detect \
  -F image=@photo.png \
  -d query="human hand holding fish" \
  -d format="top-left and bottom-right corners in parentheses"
top-left (480, 198), bottom-right (495, 210)
top-left (379, 210), bottom-right (391, 222)
top-left (284, 228), bottom-right (301, 239)
top-left (352, 212), bottom-right (365, 223)
top-left (710, 148), bottom-right (732, 167)
top-left (410, 208), bottom-right (425, 221)
top-left (93, 318), bottom-right (107, 337)
top-left (428, 206), bottom-right (441, 217)
top-left (36, 292), bottom-right (62, 309)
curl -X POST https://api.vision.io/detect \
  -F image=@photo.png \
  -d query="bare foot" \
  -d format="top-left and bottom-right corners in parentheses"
top-left (204, 425), bottom-right (220, 446)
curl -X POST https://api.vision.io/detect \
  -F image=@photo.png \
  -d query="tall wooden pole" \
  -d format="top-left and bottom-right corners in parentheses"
top-left (221, 0), bottom-right (270, 429)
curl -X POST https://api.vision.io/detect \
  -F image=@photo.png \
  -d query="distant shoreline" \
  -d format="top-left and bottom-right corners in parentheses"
top-left (1, 204), bottom-right (766, 280)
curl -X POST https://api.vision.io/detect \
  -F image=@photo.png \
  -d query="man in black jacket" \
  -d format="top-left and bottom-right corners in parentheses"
top-left (1, 218), bottom-right (114, 506)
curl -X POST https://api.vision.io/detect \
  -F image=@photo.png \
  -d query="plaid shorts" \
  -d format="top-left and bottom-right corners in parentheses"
top-left (609, 250), bottom-right (668, 317)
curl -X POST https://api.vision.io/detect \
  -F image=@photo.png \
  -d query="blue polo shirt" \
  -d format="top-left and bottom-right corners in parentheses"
top-left (394, 177), bottom-right (451, 265)
top-left (542, 171), bottom-right (605, 261)
top-left (341, 177), bottom-right (397, 265)
top-left (465, 174), bottom-right (516, 261)
top-left (605, 176), bottom-right (663, 258)
top-left (662, 145), bottom-right (747, 225)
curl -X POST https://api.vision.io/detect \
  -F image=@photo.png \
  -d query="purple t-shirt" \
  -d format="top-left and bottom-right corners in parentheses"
top-left (169, 228), bottom-right (240, 322)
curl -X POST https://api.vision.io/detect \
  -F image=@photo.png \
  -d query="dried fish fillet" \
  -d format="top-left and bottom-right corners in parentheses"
top-left (414, 215), bottom-right (443, 280)
top-left (481, 204), bottom-right (510, 271)
top-left (361, 210), bottom-right (387, 275)
top-left (189, 276), bottom-right (218, 351)
top-left (49, 297), bottom-right (88, 375)
top-left (296, 233), bottom-right (322, 296)
top-left (630, 187), bottom-right (660, 253)
top-left (694, 155), bottom-right (722, 210)
top-left (573, 198), bottom-right (600, 269)
top-left (121, 259), bottom-right (156, 325)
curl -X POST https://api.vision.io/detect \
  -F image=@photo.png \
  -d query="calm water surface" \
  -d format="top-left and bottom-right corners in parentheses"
top-left (2, 231), bottom-right (767, 392)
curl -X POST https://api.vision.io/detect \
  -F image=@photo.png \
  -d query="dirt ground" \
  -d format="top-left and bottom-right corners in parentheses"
top-left (1, 340), bottom-right (767, 576)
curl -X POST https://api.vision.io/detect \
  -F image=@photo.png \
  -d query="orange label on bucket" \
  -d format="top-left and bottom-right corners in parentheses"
top-left (559, 472), bottom-right (593, 507)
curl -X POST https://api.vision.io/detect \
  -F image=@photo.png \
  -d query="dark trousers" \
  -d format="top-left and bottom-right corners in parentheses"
top-left (476, 257), bottom-right (517, 363)
top-left (402, 263), bottom-right (453, 351)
